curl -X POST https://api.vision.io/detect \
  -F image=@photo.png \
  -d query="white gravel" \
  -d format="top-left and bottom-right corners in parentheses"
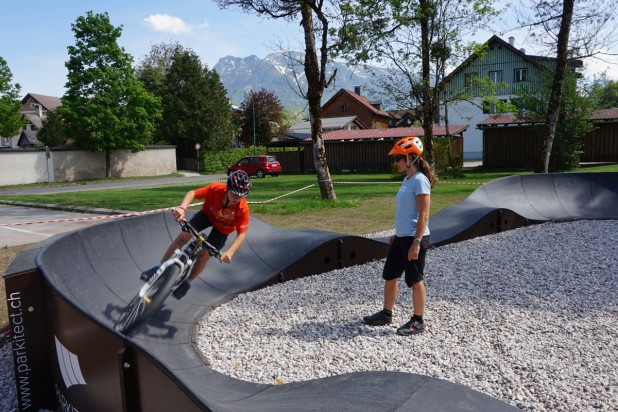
top-left (197, 220), bottom-right (618, 412)
top-left (2, 220), bottom-right (616, 411)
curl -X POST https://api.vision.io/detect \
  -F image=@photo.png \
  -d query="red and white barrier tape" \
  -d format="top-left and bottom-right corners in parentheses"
top-left (247, 184), bottom-right (316, 204)
top-left (1, 180), bottom-right (482, 227)
top-left (0, 207), bottom-right (176, 227)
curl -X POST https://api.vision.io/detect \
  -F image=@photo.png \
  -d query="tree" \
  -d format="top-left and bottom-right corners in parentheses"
top-left (533, 0), bottom-right (574, 173)
top-left (135, 42), bottom-right (187, 104)
top-left (0, 56), bottom-right (26, 138)
top-left (238, 88), bottom-right (284, 148)
top-left (155, 49), bottom-right (234, 157)
top-left (216, 0), bottom-right (337, 200)
top-left (37, 110), bottom-right (68, 147)
top-left (513, 72), bottom-right (594, 171)
top-left (514, 0), bottom-right (618, 173)
top-left (335, 0), bottom-right (497, 168)
top-left (590, 79), bottom-right (618, 109)
top-left (58, 11), bottom-right (161, 177)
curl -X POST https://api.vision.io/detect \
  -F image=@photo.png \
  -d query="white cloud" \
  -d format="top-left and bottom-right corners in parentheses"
top-left (144, 14), bottom-right (193, 35)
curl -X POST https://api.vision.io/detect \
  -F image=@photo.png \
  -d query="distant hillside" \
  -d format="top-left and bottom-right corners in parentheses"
top-left (213, 52), bottom-right (388, 110)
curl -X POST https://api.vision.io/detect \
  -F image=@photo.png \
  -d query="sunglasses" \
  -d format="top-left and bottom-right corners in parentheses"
top-left (394, 155), bottom-right (407, 162)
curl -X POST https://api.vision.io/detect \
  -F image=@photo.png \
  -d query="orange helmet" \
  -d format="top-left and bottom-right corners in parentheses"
top-left (389, 136), bottom-right (423, 157)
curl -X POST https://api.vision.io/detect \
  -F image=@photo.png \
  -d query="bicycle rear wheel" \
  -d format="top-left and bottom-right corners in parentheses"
top-left (114, 264), bottom-right (182, 334)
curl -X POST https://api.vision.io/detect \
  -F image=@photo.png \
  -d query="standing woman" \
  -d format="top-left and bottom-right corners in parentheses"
top-left (363, 137), bottom-right (437, 335)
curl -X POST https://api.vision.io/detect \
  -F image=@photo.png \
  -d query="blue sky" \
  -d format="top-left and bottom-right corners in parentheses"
top-left (2, 1), bottom-right (617, 99)
top-left (1, 1), bottom-right (300, 97)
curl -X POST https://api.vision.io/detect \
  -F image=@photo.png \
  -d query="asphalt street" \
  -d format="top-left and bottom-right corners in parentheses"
top-left (0, 204), bottom-right (104, 247)
top-left (0, 173), bottom-right (225, 247)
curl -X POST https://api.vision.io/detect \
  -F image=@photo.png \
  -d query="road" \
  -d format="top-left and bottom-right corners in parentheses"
top-left (0, 204), bottom-right (105, 247)
top-left (0, 173), bottom-right (226, 247)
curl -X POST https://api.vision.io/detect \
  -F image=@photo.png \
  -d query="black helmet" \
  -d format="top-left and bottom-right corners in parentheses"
top-left (227, 170), bottom-right (252, 196)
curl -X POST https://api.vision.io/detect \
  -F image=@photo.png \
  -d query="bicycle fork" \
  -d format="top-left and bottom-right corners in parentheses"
top-left (138, 253), bottom-right (188, 304)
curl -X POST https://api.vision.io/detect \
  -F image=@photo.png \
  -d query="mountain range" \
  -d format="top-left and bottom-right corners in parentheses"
top-left (213, 52), bottom-right (388, 111)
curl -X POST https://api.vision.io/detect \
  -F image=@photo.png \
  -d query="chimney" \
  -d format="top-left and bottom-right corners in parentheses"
top-left (508, 36), bottom-right (515, 46)
top-left (354, 85), bottom-right (361, 95)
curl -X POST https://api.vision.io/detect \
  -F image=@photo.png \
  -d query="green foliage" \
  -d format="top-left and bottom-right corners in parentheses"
top-left (58, 11), bottom-right (161, 163)
top-left (433, 137), bottom-right (463, 173)
top-left (589, 80), bottom-right (618, 109)
top-left (0, 56), bottom-right (26, 137)
top-left (37, 110), bottom-right (68, 147)
top-left (202, 146), bottom-right (268, 174)
top-left (149, 48), bottom-right (234, 157)
top-left (512, 72), bottom-right (594, 171)
top-left (237, 88), bottom-right (285, 147)
top-left (135, 42), bottom-right (186, 98)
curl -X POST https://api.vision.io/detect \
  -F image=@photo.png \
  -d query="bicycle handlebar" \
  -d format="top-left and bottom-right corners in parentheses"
top-left (179, 219), bottom-right (222, 258)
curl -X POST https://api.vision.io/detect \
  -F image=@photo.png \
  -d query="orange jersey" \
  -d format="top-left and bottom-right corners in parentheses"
top-left (194, 183), bottom-right (250, 235)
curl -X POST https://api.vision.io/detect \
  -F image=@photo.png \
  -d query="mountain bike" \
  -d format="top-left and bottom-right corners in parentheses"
top-left (114, 219), bottom-right (222, 334)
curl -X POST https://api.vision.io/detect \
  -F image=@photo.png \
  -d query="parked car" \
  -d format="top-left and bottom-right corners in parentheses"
top-left (227, 155), bottom-right (282, 178)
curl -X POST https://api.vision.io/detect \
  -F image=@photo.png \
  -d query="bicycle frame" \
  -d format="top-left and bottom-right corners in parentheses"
top-left (114, 219), bottom-right (221, 333)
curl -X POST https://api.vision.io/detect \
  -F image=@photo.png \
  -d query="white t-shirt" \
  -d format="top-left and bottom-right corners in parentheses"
top-left (395, 171), bottom-right (431, 237)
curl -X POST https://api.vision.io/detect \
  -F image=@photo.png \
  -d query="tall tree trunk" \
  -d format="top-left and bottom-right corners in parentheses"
top-left (535, 0), bottom-right (574, 173)
top-left (301, 0), bottom-right (336, 200)
top-left (419, 0), bottom-right (435, 168)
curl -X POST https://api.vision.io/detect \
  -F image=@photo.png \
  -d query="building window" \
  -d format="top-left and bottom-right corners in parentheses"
top-left (465, 72), bottom-right (478, 87)
top-left (340, 104), bottom-right (347, 113)
top-left (482, 99), bottom-right (508, 114)
top-left (514, 68), bottom-right (527, 83)
top-left (489, 70), bottom-right (502, 82)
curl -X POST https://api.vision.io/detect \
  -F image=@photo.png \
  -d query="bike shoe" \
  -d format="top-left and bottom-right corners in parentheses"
top-left (363, 310), bottom-right (392, 326)
top-left (140, 265), bottom-right (160, 282)
top-left (396, 317), bottom-right (426, 336)
top-left (172, 280), bottom-right (191, 299)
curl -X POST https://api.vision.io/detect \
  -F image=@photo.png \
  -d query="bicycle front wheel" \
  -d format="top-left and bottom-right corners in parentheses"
top-left (114, 264), bottom-right (182, 334)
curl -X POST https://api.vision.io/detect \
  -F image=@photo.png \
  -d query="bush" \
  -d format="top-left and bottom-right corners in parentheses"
top-left (202, 146), bottom-right (268, 174)
top-left (433, 137), bottom-right (463, 174)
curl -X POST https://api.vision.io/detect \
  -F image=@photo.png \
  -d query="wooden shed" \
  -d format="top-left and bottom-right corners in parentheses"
top-left (269, 125), bottom-right (467, 173)
top-left (479, 108), bottom-right (618, 168)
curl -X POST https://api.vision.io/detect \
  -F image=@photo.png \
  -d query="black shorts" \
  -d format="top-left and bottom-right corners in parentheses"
top-left (382, 236), bottom-right (429, 287)
top-left (188, 210), bottom-right (228, 250)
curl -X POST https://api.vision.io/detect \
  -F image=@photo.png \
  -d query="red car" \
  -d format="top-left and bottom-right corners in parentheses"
top-left (227, 155), bottom-right (282, 178)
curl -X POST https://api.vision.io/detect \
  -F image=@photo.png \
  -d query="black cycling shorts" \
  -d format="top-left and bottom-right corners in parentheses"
top-left (188, 210), bottom-right (228, 250)
top-left (382, 236), bottom-right (429, 287)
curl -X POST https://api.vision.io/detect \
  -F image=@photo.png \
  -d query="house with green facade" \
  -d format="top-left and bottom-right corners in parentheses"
top-left (439, 35), bottom-right (577, 160)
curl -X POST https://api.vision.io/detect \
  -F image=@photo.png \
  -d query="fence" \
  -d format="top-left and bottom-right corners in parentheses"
top-left (483, 121), bottom-right (618, 168)
top-left (269, 136), bottom-right (464, 173)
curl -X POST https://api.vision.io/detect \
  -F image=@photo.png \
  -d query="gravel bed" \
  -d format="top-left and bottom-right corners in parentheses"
top-left (197, 220), bottom-right (618, 411)
top-left (1, 220), bottom-right (616, 411)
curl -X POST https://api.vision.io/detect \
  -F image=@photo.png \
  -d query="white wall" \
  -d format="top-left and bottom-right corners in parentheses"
top-left (0, 146), bottom-right (177, 186)
top-left (0, 151), bottom-right (52, 185)
top-left (444, 95), bottom-right (511, 160)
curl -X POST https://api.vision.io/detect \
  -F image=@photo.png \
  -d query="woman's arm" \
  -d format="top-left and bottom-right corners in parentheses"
top-left (408, 193), bottom-right (430, 261)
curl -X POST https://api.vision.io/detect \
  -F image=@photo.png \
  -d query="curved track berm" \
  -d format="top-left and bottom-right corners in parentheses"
top-left (8, 172), bottom-right (617, 411)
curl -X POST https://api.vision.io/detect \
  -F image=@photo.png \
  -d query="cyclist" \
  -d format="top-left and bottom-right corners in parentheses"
top-left (363, 137), bottom-right (437, 335)
top-left (141, 170), bottom-right (252, 299)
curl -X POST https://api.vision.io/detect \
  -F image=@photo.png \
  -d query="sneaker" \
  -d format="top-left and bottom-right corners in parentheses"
top-left (396, 317), bottom-right (426, 336)
top-left (172, 280), bottom-right (191, 299)
top-left (140, 265), bottom-right (160, 282)
top-left (363, 310), bottom-right (392, 326)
